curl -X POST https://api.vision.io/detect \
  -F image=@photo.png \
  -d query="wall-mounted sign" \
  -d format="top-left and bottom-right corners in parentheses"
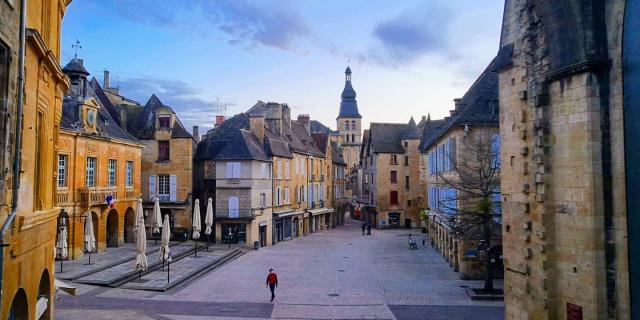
top-left (567, 303), bottom-right (582, 320)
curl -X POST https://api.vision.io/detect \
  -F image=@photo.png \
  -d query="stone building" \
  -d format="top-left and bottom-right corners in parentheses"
top-left (360, 119), bottom-right (422, 228)
top-left (0, 0), bottom-right (72, 318)
top-left (419, 61), bottom-right (501, 279)
top-left (125, 95), bottom-right (195, 233)
top-left (497, 0), bottom-right (636, 319)
top-left (336, 66), bottom-right (362, 198)
top-left (57, 59), bottom-right (143, 259)
top-left (312, 132), bottom-right (348, 227)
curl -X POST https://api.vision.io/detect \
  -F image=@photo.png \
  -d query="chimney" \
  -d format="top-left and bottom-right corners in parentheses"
top-left (215, 115), bottom-right (225, 127)
top-left (104, 70), bottom-right (110, 89)
top-left (297, 114), bottom-right (310, 133)
top-left (120, 109), bottom-right (127, 131)
top-left (454, 98), bottom-right (464, 110)
top-left (193, 126), bottom-right (200, 143)
top-left (250, 114), bottom-right (265, 147)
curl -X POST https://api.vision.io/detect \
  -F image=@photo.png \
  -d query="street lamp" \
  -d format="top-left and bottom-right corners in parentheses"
top-left (477, 240), bottom-right (489, 262)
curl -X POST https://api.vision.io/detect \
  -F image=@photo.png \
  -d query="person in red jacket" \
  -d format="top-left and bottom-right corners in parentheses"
top-left (266, 268), bottom-right (278, 302)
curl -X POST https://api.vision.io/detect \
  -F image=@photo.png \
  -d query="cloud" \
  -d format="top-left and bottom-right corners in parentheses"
top-left (365, 2), bottom-right (453, 66)
top-left (95, 1), bottom-right (311, 54)
top-left (116, 77), bottom-right (236, 131)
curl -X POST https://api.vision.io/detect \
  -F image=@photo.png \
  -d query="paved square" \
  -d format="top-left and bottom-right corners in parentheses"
top-left (57, 217), bottom-right (504, 319)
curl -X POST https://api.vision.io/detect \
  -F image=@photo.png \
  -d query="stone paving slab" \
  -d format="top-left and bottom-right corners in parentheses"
top-left (74, 244), bottom-right (194, 285)
top-left (55, 242), bottom-right (168, 280)
top-left (388, 305), bottom-right (504, 320)
top-left (121, 249), bottom-right (235, 291)
top-left (55, 309), bottom-right (158, 320)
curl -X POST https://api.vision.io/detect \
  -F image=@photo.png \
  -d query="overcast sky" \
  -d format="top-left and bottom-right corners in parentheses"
top-left (61, 0), bottom-right (504, 133)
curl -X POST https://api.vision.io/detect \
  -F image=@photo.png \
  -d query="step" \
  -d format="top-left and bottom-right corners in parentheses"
top-left (120, 249), bottom-right (245, 292)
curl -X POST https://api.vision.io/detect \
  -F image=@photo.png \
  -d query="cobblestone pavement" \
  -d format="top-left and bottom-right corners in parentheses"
top-left (57, 216), bottom-right (504, 319)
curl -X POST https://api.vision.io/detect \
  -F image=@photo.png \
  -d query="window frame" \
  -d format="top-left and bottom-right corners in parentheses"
top-left (57, 154), bottom-right (67, 188)
top-left (86, 157), bottom-right (96, 187)
top-left (158, 174), bottom-right (170, 200)
top-left (158, 140), bottom-right (170, 161)
top-left (125, 161), bottom-right (134, 188)
top-left (158, 115), bottom-right (171, 130)
top-left (390, 170), bottom-right (397, 183)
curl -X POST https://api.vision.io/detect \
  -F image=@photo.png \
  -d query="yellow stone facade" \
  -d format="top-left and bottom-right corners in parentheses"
top-left (0, 0), bottom-right (72, 318)
top-left (56, 125), bottom-right (142, 259)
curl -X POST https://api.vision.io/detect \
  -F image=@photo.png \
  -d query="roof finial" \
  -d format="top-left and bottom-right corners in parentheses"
top-left (72, 39), bottom-right (82, 59)
top-left (427, 113), bottom-right (431, 122)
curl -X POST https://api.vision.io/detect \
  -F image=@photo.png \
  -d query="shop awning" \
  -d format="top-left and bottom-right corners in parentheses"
top-left (309, 208), bottom-right (334, 216)
top-left (273, 210), bottom-right (297, 218)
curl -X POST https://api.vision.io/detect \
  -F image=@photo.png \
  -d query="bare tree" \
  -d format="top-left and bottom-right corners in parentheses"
top-left (436, 128), bottom-right (500, 292)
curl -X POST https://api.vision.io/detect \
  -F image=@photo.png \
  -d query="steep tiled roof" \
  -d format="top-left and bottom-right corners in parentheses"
top-left (194, 114), bottom-right (269, 161)
top-left (310, 120), bottom-right (337, 134)
top-left (311, 133), bottom-right (329, 154)
top-left (419, 55), bottom-right (501, 151)
top-left (330, 141), bottom-right (346, 165)
top-left (61, 85), bottom-right (139, 143)
top-left (369, 122), bottom-right (420, 154)
top-left (419, 119), bottom-right (447, 152)
top-left (89, 77), bottom-right (122, 125)
top-left (129, 94), bottom-right (193, 140)
top-left (291, 121), bottom-right (324, 157)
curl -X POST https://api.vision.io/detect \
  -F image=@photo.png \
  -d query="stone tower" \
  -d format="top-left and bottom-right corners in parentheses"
top-left (336, 66), bottom-right (362, 171)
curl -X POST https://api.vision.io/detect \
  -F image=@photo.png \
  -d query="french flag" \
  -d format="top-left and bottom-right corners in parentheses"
top-left (106, 195), bottom-right (115, 208)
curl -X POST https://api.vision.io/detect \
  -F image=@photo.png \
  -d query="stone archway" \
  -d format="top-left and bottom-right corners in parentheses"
top-left (124, 207), bottom-right (135, 243)
top-left (37, 270), bottom-right (52, 320)
top-left (9, 288), bottom-right (28, 320)
top-left (106, 209), bottom-right (119, 247)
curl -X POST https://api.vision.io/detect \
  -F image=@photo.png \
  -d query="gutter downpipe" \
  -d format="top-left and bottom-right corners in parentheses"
top-left (0, 0), bottom-right (27, 314)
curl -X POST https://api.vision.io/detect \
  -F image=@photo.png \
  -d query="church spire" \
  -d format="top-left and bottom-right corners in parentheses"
top-left (337, 66), bottom-right (361, 119)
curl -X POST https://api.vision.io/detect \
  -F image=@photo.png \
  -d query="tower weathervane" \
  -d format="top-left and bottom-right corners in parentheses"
top-left (72, 39), bottom-right (82, 59)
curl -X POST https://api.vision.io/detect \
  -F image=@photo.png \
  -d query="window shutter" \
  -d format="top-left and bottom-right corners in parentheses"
top-left (285, 161), bottom-right (290, 179)
top-left (169, 175), bottom-right (177, 201)
top-left (229, 197), bottom-right (239, 218)
top-left (226, 162), bottom-right (233, 178)
top-left (285, 188), bottom-right (289, 204)
top-left (149, 175), bottom-right (157, 200)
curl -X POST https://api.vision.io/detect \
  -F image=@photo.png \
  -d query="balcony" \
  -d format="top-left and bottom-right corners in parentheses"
top-left (56, 188), bottom-right (71, 205)
top-left (226, 178), bottom-right (241, 184)
top-left (216, 209), bottom-right (254, 219)
top-left (124, 189), bottom-right (139, 201)
top-left (78, 187), bottom-right (118, 206)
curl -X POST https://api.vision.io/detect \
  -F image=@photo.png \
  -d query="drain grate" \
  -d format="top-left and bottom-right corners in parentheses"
top-left (328, 293), bottom-right (340, 297)
top-left (338, 269), bottom-right (345, 272)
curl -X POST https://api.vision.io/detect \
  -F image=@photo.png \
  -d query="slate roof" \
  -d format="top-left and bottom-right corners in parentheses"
top-left (310, 120), bottom-right (337, 134)
top-left (128, 94), bottom-right (193, 140)
top-left (311, 133), bottom-right (329, 155)
top-left (337, 67), bottom-right (362, 119)
top-left (291, 121), bottom-right (325, 157)
top-left (62, 58), bottom-right (89, 76)
top-left (89, 77), bottom-right (122, 125)
top-left (368, 121), bottom-right (421, 154)
top-left (419, 54), bottom-right (501, 151)
top-left (330, 141), bottom-right (346, 165)
top-left (194, 113), bottom-right (270, 161)
top-left (61, 81), bottom-right (139, 143)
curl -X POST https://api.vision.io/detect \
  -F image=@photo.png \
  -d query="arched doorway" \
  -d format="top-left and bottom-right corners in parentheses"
top-left (37, 270), bottom-right (51, 319)
top-left (8, 288), bottom-right (28, 320)
top-left (90, 211), bottom-right (99, 250)
top-left (124, 207), bottom-right (135, 243)
top-left (106, 209), bottom-right (119, 247)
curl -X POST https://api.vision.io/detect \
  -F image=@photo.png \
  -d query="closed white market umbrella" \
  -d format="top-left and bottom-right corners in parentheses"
top-left (134, 198), bottom-right (144, 234)
top-left (204, 198), bottom-right (214, 251)
top-left (192, 199), bottom-right (201, 240)
top-left (134, 214), bottom-right (148, 277)
top-left (84, 212), bottom-right (96, 265)
top-left (152, 198), bottom-right (162, 234)
top-left (158, 214), bottom-right (172, 265)
top-left (57, 221), bottom-right (69, 260)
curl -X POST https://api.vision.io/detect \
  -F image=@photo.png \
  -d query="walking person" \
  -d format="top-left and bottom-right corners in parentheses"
top-left (366, 223), bottom-right (372, 235)
top-left (266, 268), bottom-right (278, 302)
top-left (361, 222), bottom-right (366, 236)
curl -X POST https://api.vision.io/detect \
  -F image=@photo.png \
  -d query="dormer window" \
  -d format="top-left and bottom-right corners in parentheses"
top-left (158, 115), bottom-right (171, 130)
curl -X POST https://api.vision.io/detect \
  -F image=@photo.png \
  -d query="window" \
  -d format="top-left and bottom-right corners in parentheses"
top-left (390, 171), bottom-right (397, 183)
top-left (428, 186), bottom-right (457, 214)
top-left (158, 141), bottom-right (170, 161)
top-left (276, 187), bottom-right (281, 206)
top-left (390, 154), bottom-right (398, 165)
top-left (390, 191), bottom-right (398, 205)
top-left (108, 159), bottom-right (117, 187)
top-left (260, 193), bottom-right (267, 208)
top-left (86, 157), bottom-right (96, 187)
top-left (351, 133), bottom-right (355, 142)
top-left (351, 120), bottom-right (356, 129)
top-left (229, 197), bottom-right (239, 218)
top-left (277, 160), bottom-right (282, 178)
top-left (404, 141), bottom-right (408, 148)
top-left (158, 175), bottom-right (170, 200)
top-left (226, 162), bottom-right (241, 179)
top-left (158, 115), bottom-right (171, 129)
top-left (491, 134), bottom-right (501, 169)
top-left (344, 122), bottom-right (349, 130)
top-left (126, 161), bottom-right (134, 187)
top-left (57, 155), bottom-right (67, 187)
top-left (261, 163), bottom-right (270, 179)
top-left (405, 176), bottom-right (410, 189)
top-left (404, 156), bottom-right (409, 166)
top-left (407, 200), bottom-right (412, 207)
top-left (285, 188), bottom-right (289, 204)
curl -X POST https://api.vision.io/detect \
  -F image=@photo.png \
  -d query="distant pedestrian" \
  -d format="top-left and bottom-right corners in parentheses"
top-left (361, 223), bottom-right (366, 236)
top-left (266, 268), bottom-right (278, 302)
top-left (430, 237), bottom-right (435, 247)
top-left (422, 235), bottom-right (426, 247)
top-left (366, 224), bottom-right (372, 235)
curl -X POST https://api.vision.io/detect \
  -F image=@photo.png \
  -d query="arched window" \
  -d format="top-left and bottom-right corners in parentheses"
top-left (351, 120), bottom-right (356, 129)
